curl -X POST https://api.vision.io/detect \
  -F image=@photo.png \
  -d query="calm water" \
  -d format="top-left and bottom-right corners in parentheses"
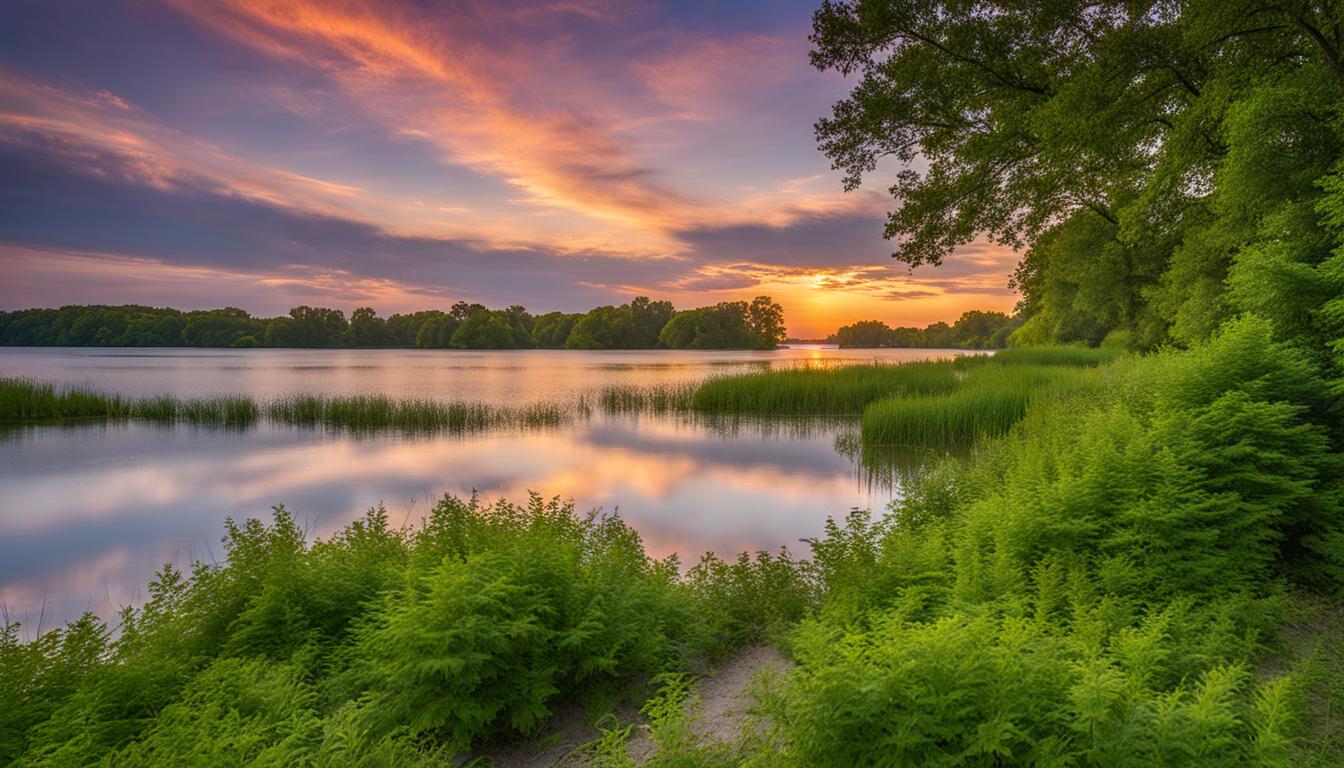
top-left (0, 346), bottom-right (977, 629)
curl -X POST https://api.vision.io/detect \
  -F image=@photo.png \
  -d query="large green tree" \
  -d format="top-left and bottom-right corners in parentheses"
top-left (811, 0), bottom-right (1344, 350)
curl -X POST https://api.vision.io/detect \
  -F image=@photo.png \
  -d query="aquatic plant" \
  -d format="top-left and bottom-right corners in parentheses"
top-left (690, 360), bottom-right (964, 415)
top-left (597, 383), bottom-right (697, 414)
top-left (0, 379), bottom-right (567, 433)
top-left (859, 365), bottom-right (1087, 447)
top-left (987, 345), bottom-right (1124, 368)
top-left (0, 378), bottom-right (132, 420)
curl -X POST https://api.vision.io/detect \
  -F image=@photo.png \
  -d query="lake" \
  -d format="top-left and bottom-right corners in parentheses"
top-left (0, 346), bottom-right (978, 630)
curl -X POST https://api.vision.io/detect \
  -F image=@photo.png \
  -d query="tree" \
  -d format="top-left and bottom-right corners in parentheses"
top-left (835, 320), bottom-right (896, 347)
top-left (284, 306), bottom-right (348, 347)
top-left (532, 312), bottom-right (582, 348)
top-left (747, 296), bottom-right (786, 349)
top-left (449, 310), bottom-right (516, 349)
top-left (659, 302), bottom-right (760, 349)
top-left (811, 0), bottom-right (1344, 350)
top-left (345, 307), bottom-right (388, 347)
top-left (629, 296), bottom-right (674, 347)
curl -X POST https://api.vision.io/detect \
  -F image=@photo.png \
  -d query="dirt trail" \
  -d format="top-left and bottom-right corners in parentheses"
top-left (626, 645), bottom-right (788, 762)
top-left (477, 645), bottom-right (789, 767)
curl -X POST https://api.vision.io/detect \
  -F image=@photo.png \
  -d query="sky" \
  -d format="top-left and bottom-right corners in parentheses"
top-left (0, 0), bottom-right (1019, 337)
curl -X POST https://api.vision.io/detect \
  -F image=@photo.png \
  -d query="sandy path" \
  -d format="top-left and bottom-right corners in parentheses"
top-left (476, 644), bottom-right (789, 767)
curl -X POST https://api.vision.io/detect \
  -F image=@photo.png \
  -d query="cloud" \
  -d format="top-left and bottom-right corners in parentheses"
top-left (0, 1), bottom-right (1022, 329)
top-left (160, 0), bottom-right (705, 232)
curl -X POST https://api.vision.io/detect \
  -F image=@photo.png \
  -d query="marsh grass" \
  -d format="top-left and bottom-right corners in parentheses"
top-left (0, 378), bottom-right (566, 433)
top-left (0, 378), bottom-right (132, 420)
top-left (597, 383), bottom-right (697, 414)
top-left (266, 394), bottom-right (568, 432)
top-left (690, 360), bottom-right (964, 414)
top-left (860, 365), bottom-right (1088, 446)
top-left (988, 345), bottom-right (1122, 367)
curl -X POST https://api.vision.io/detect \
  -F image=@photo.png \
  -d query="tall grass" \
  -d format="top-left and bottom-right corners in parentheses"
top-left (988, 345), bottom-right (1123, 367)
top-left (860, 365), bottom-right (1089, 447)
top-left (0, 378), bottom-right (133, 420)
top-left (0, 378), bottom-right (565, 432)
top-left (690, 360), bottom-right (963, 414)
top-left (266, 394), bottom-right (566, 431)
top-left (597, 383), bottom-right (697, 414)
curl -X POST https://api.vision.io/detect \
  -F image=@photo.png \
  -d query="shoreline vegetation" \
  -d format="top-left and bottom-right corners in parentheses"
top-left (0, 347), bottom-right (1116, 442)
top-left (0, 297), bottom-right (789, 351)
top-left (4, 320), bottom-right (1342, 765)
top-left (0, 302), bottom-right (1023, 352)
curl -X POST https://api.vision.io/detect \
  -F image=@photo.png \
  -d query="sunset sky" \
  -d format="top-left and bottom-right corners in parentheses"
top-left (0, 0), bottom-right (1019, 337)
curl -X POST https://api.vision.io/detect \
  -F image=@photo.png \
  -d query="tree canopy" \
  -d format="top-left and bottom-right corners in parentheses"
top-left (0, 297), bottom-right (790, 351)
top-left (832, 309), bottom-right (1018, 348)
top-left (811, 0), bottom-right (1344, 361)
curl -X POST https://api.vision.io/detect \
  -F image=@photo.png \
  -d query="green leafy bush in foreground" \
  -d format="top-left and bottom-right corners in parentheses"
top-left (0, 496), bottom-right (808, 765)
top-left (753, 317), bottom-right (1344, 766)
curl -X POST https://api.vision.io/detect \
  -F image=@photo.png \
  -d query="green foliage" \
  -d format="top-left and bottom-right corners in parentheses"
top-left (811, 0), bottom-right (1344, 362)
top-left (691, 359), bottom-right (962, 414)
top-left (533, 311), bottom-right (583, 348)
top-left (989, 345), bottom-right (1122, 368)
top-left (0, 378), bottom-right (132, 420)
top-left (265, 394), bottom-right (566, 432)
top-left (0, 495), bottom-right (807, 763)
top-left (861, 365), bottom-right (1085, 447)
top-left (660, 297), bottom-right (786, 350)
top-left (567, 297), bottom-right (674, 349)
top-left (834, 310), bottom-right (1019, 349)
top-left (598, 383), bottom-right (697, 414)
top-left (0, 379), bottom-right (568, 432)
top-left (0, 296), bottom-right (788, 351)
top-left (754, 313), bottom-right (1340, 765)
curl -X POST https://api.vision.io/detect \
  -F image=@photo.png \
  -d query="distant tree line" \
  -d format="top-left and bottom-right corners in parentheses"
top-left (0, 297), bottom-right (788, 350)
top-left (830, 310), bottom-right (1021, 349)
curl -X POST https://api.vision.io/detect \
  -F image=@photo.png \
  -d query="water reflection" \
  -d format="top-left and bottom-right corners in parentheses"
top-left (0, 414), bottom-right (902, 628)
top-left (0, 347), bottom-right (980, 630)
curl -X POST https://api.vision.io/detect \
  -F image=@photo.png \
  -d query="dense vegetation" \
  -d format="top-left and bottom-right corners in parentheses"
top-left (0, 495), bottom-right (810, 765)
top-left (0, 296), bottom-right (787, 351)
top-left (810, 0), bottom-right (1344, 369)
top-left (832, 310), bottom-right (1020, 349)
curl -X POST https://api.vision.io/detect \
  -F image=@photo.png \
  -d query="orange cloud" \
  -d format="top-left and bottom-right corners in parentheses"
top-left (161, 0), bottom-right (876, 245)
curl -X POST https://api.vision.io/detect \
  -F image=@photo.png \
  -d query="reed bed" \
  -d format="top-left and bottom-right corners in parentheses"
top-left (0, 378), bottom-right (566, 432)
top-left (596, 383), bottom-right (697, 414)
top-left (0, 378), bottom-right (133, 420)
top-left (690, 360), bottom-right (963, 414)
top-left (265, 394), bottom-right (567, 432)
top-left (860, 365), bottom-right (1087, 447)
